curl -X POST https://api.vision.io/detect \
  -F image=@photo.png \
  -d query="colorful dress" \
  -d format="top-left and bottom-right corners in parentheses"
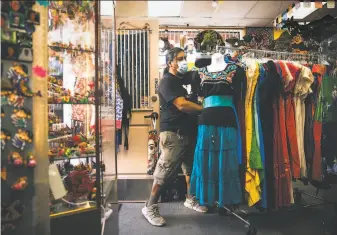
top-left (190, 62), bottom-right (245, 207)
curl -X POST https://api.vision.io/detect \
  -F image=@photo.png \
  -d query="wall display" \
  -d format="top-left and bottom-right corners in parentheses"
top-left (17, 47), bottom-right (33, 62)
top-left (9, 11), bottom-right (25, 29)
top-left (17, 32), bottom-right (32, 48)
top-left (47, 1), bottom-right (100, 221)
top-left (1, 43), bottom-right (19, 60)
top-left (1, 2), bottom-right (42, 234)
top-left (1, 12), bottom-right (10, 28)
top-left (245, 27), bottom-right (274, 50)
top-left (1, 29), bottom-right (17, 44)
top-left (26, 10), bottom-right (40, 25)
top-left (1, 1), bottom-right (42, 235)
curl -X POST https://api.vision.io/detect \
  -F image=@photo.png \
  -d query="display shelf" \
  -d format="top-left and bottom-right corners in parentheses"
top-left (48, 45), bottom-right (94, 53)
top-left (47, 1), bottom-right (100, 225)
top-left (50, 153), bottom-right (96, 161)
top-left (47, 101), bottom-right (95, 105)
top-left (50, 205), bottom-right (97, 219)
top-left (0, 3), bottom-right (44, 235)
top-left (48, 134), bottom-right (72, 142)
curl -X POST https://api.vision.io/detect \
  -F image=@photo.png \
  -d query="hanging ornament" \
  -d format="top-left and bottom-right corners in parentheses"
top-left (7, 64), bottom-right (42, 97)
top-left (1, 129), bottom-right (11, 151)
top-left (11, 108), bottom-right (31, 128)
top-left (36, 0), bottom-right (49, 7)
top-left (1, 108), bottom-right (4, 118)
top-left (1, 89), bottom-right (25, 107)
top-left (1, 167), bottom-right (7, 181)
top-left (8, 152), bottom-right (24, 166)
top-left (11, 177), bottom-right (28, 191)
top-left (26, 153), bottom-right (37, 168)
top-left (12, 129), bottom-right (33, 151)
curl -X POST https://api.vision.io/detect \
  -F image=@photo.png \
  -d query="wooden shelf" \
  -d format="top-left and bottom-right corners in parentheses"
top-left (49, 153), bottom-right (96, 161)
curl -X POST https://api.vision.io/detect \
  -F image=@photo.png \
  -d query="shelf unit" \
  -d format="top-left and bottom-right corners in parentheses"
top-left (47, 2), bottom-right (102, 235)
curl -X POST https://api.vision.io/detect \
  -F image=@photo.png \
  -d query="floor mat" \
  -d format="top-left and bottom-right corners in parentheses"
top-left (116, 202), bottom-right (329, 235)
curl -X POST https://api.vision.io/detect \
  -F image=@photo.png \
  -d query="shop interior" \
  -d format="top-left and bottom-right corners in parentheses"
top-left (1, 1), bottom-right (337, 235)
top-left (102, 1), bottom-right (337, 235)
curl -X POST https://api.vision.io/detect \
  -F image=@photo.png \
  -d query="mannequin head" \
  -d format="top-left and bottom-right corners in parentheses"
top-left (207, 52), bottom-right (227, 72)
top-left (164, 47), bottom-right (186, 76)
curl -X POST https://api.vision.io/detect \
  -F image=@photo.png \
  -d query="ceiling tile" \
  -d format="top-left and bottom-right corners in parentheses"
top-left (245, 1), bottom-right (282, 18)
top-left (213, 1), bottom-right (258, 18)
top-left (180, 1), bottom-right (215, 18)
top-left (238, 18), bottom-right (273, 27)
top-left (245, 1), bottom-right (294, 19)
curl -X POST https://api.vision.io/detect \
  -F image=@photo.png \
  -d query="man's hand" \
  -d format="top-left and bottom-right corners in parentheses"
top-left (173, 97), bottom-right (203, 114)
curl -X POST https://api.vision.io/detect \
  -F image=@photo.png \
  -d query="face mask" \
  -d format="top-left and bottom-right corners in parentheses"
top-left (177, 60), bottom-right (188, 74)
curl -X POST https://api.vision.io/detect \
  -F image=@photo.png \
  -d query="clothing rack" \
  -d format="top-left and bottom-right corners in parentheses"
top-left (243, 49), bottom-right (322, 64)
top-left (215, 45), bottom-right (326, 65)
top-left (207, 49), bottom-right (334, 235)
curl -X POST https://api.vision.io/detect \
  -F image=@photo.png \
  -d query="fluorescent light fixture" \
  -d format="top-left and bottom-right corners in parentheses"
top-left (290, 2), bottom-right (327, 20)
top-left (100, 1), bottom-right (113, 16)
top-left (148, 1), bottom-right (183, 17)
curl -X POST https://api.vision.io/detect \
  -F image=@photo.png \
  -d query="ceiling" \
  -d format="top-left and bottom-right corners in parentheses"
top-left (114, 1), bottom-right (295, 27)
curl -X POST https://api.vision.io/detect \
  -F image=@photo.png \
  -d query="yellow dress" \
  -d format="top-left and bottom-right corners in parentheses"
top-left (244, 61), bottom-right (261, 206)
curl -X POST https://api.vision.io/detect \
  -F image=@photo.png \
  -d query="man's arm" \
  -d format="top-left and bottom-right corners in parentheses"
top-left (173, 97), bottom-right (202, 114)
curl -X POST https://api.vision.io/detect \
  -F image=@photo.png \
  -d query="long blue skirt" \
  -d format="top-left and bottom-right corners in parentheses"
top-left (190, 125), bottom-right (242, 207)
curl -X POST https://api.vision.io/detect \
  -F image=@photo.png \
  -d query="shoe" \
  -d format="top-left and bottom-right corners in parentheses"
top-left (184, 196), bottom-right (208, 213)
top-left (142, 204), bottom-right (166, 227)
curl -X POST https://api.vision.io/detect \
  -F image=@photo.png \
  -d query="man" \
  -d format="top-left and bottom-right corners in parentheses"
top-left (142, 48), bottom-right (207, 227)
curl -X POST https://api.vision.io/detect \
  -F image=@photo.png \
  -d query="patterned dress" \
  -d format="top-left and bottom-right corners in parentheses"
top-left (190, 62), bottom-right (245, 207)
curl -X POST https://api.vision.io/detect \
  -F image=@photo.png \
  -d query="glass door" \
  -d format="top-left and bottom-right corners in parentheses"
top-left (100, 27), bottom-right (118, 203)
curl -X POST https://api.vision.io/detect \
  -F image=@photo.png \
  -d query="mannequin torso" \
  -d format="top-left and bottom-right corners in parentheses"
top-left (207, 53), bottom-right (227, 73)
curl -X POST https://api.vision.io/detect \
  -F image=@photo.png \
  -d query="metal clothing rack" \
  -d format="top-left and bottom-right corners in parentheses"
top-left (208, 47), bottom-right (333, 235)
top-left (215, 45), bottom-right (326, 65)
top-left (243, 48), bottom-right (322, 64)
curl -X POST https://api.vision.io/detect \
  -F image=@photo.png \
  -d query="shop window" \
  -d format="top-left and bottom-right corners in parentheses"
top-left (117, 30), bottom-right (150, 110)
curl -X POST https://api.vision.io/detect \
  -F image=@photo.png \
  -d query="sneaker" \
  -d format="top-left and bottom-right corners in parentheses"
top-left (184, 196), bottom-right (208, 213)
top-left (142, 204), bottom-right (166, 227)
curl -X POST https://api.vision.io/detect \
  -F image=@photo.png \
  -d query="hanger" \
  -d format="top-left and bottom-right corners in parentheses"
top-left (118, 22), bottom-right (151, 31)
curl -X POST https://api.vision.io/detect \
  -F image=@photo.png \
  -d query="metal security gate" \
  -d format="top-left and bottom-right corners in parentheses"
top-left (117, 29), bottom-right (150, 110)
top-left (101, 29), bottom-right (115, 119)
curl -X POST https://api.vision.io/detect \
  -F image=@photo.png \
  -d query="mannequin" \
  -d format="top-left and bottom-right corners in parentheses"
top-left (207, 52), bottom-right (227, 72)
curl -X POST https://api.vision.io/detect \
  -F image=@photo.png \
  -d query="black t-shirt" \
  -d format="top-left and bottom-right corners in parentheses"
top-left (159, 72), bottom-right (200, 135)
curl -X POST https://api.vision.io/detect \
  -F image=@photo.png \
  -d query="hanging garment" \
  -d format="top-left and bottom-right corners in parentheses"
top-left (259, 61), bottom-right (278, 209)
top-left (304, 71), bottom-right (320, 179)
top-left (263, 61), bottom-right (292, 209)
top-left (279, 62), bottom-right (301, 179)
top-left (255, 64), bottom-right (267, 208)
top-left (293, 65), bottom-right (315, 178)
top-left (190, 63), bottom-right (245, 207)
top-left (312, 65), bottom-right (326, 181)
top-left (116, 75), bottom-right (132, 150)
top-left (244, 60), bottom-right (262, 207)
